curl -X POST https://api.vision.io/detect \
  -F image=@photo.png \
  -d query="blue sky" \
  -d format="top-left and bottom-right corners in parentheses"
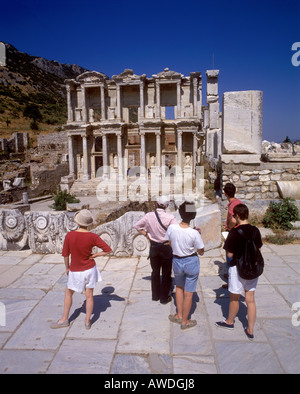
top-left (1, 0), bottom-right (299, 142)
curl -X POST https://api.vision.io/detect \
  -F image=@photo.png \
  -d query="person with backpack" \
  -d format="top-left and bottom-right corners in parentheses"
top-left (222, 183), bottom-right (243, 287)
top-left (133, 196), bottom-right (178, 304)
top-left (215, 203), bottom-right (263, 341)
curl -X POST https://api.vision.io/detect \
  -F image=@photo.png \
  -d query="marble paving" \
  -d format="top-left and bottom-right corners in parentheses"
top-left (0, 243), bottom-right (300, 374)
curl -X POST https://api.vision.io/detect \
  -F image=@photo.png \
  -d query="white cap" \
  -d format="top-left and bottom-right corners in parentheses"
top-left (156, 195), bottom-right (170, 208)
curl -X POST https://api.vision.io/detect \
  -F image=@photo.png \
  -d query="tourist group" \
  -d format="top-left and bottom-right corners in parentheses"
top-left (51, 183), bottom-right (262, 341)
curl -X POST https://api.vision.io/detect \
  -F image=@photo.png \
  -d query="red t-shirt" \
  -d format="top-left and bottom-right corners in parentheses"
top-left (62, 231), bottom-right (112, 272)
top-left (226, 198), bottom-right (242, 230)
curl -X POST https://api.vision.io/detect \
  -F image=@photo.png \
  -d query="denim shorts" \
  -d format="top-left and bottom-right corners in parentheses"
top-left (173, 254), bottom-right (200, 292)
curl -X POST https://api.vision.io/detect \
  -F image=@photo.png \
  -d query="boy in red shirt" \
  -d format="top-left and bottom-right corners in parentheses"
top-left (51, 209), bottom-right (112, 330)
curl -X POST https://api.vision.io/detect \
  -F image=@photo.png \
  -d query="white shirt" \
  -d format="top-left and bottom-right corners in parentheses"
top-left (165, 223), bottom-right (204, 257)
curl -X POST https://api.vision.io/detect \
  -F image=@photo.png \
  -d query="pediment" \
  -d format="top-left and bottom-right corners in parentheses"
top-left (153, 68), bottom-right (183, 80)
top-left (112, 69), bottom-right (146, 83)
top-left (76, 71), bottom-right (109, 83)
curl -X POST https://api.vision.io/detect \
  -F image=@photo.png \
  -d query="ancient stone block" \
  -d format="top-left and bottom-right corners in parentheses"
top-left (222, 91), bottom-right (263, 154)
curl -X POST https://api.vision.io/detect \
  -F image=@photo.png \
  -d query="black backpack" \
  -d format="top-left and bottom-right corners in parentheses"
top-left (235, 227), bottom-right (264, 280)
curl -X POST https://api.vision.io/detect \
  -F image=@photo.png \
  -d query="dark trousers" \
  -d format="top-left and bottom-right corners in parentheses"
top-left (149, 244), bottom-right (173, 302)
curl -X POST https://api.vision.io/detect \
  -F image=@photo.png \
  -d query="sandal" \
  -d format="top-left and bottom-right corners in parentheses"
top-left (168, 314), bottom-right (182, 324)
top-left (181, 320), bottom-right (197, 330)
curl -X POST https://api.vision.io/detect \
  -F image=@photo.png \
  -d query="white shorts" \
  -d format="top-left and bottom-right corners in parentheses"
top-left (67, 265), bottom-right (102, 293)
top-left (228, 266), bottom-right (258, 295)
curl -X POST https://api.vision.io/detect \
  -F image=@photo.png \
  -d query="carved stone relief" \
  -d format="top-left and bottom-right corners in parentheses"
top-left (0, 209), bottom-right (28, 250)
top-left (92, 211), bottom-right (149, 257)
top-left (24, 211), bottom-right (78, 254)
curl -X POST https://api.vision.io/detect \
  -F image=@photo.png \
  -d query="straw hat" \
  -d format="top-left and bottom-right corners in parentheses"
top-left (74, 209), bottom-right (94, 227)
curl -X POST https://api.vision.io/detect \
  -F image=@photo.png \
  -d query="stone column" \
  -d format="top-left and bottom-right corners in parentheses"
top-left (68, 135), bottom-right (75, 176)
top-left (81, 85), bottom-right (87, 123)
top-left (139, 81), bottom-right (144, 118)
top-left (206, 70), bottom-right (220, 129)
top-left (155, 131), bottom-right (161, 168)
top-left (177, 81), bottom-right (181, 118)
top-left (155, 81), bottom-right (161, 118)
top-left (117, 133), bottom-right (123, 179)
top-left (193, 132), bottom-right (197, 172)
top-left (140, 131), bottom-right (146, 179)
top-left (193, 77), bottom-right (198, 117)
top-left (82, 135), bottom-right (89, 181)
top-left (116, 84), bottom-right (121, 120)
top-left (66, 85), bottom-right (73, 122)
top-left (177, 130), bottom-right (183, 169)
top-left (102, 133), bottom-right (109, 179)
top-left (100, 85), bottom-right (106, 120)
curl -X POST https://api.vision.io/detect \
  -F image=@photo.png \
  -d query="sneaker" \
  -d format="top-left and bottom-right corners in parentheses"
top-left (244, 328), bottom-right (254, 341)
top-left (215, 320), bottom-right (234, 330)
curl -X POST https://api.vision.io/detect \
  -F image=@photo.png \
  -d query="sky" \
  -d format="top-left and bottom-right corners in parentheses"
top-left (0, 0), bottom-right (299, 142)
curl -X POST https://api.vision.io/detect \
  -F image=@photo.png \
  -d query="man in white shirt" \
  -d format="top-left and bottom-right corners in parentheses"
top-left (165, 201), bottom-right (204, 330)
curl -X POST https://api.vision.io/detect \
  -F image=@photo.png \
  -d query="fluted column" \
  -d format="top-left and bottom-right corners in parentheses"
top-left (117, 133), bottom-right (123, 179)
top-left (177, 130), bottom-right (183, 169)
top-left (66, 85), bottom-right (73, 122)
top-left (177, 81), bottom-right (181, 118)
top-left (102, 133), bottom-right (108, 179)
top-left (139, 81), bottom-right (144, 118)
top-left (155, 131), bottom-right (161, 168)
top-left (193, 132), bottom-right (197, 172)
top-left (155, 81), bottom-right (161, 118)
top-left (68, 135), bottom-right (75, 176)
top-left (140, 131), bottom-right (146, 179)
top-left (116, 84), bottom-right (121, 120)
top-left (82, 135), bottom-right (90, 181)
top-left (100, 85), bottom-right (106, 120)
top-left (81, 85), bottom-right (87, 123)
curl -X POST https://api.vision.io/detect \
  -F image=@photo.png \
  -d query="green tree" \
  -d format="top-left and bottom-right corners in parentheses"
top-left (283, 136), bottom-right (292, 143)
top-left (23, 103), bottom-right (43, 123)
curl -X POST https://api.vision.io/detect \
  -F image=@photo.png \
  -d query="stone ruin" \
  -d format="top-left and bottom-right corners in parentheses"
top-left (0, 68), bottom-right (299, 254)
top-left (0, 131), bottom-right (69, 204)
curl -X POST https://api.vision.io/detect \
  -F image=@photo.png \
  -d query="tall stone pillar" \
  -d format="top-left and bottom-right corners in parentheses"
top-left (81, 85), bottom-right (87, 123)
top-left (206, 70), bottom-right (220, 129)
top-left (68, 135), bottom-right (75, 176)
top-left (116, 85), bottom-right (121, 120)
top-left (139, 81), bottom-right (144, 118)
top-left (66, 85), bottom-right (73, 122)
top-left (102, 133), bottom-right (109, 179)
top-left (177, 130), bottom-right (183, 169)
top-left (177, 81), bottom-right (181, 118)
top-left (155, 131), bottom-right (161, 167)
top-left (155, 81), bottom-right (161, 118)
top-left (82, 135), bottom-right (90, 181)
top-left (100, 85), bottom-right (106, 120)
top-left (193, 132), bottom-right (198, 170)
top-left (117, 133), bottom-right (123, 179)
top-left (190, 72), bottom-right (201, 117)
top-left (140, 131), bottom-right (146, 179)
